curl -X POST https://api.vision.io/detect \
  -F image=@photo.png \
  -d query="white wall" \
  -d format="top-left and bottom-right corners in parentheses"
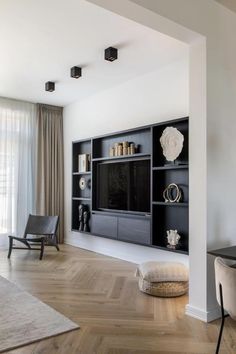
top-left (130, 0), bottom-right (236, 322)
top-left (64, 59), bottom-right (188, 138)
top-left (64, 58), bottom-right (189, 266)
top-left (85, 0), bottom-right (236, 322)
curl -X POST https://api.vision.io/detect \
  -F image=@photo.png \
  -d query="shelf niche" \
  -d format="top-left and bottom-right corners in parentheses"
top-left (72, 174), bottom-right (91, 200)
top-left (72, 139), bottom-right (91, 173)
top-left (92, 128), bottom-right (151, 159)
top-left (152, 120), bottom-right (188, 168)
top-left (152, 204), bottom-right (189, 253)
top-left (72, 199), bottom-right (91, 233)
top-left (153, 168), bottom-right (188, 204)
top-left (72, 139), bottom-right (92, 234)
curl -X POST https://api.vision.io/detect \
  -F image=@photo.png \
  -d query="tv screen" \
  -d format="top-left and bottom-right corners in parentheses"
top-left (97, 160), bottom-right (150, 213)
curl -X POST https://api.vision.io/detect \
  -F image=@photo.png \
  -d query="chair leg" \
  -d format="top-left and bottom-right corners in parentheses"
top-left (54, 235), bottom-right (59, 251)
top-left (216, 283), bottom-right (226, 354)
top-left (39, 239), bottom-right (45, 260)
top-left (25, 240), bottom-right (31, 250)
top-left (8, 237), bottom-right (13, 259)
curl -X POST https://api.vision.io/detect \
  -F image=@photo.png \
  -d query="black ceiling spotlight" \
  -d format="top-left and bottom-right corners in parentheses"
top-left (45, 81), bottom-right (55, 92)
top-left (104, 47), bottom-right (118, 62)
top-left (71, 66), bottom-right (82, 79)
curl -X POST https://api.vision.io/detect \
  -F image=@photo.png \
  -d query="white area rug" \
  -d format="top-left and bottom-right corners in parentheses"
top-left (0, 275), bottom-right (79, 353)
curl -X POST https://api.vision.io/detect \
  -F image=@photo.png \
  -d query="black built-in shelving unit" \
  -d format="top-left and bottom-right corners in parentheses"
top-left (72, 117), bottom-right (189, 254)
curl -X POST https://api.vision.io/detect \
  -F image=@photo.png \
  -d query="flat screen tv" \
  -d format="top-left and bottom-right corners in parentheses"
top-left (97, 159), bottom-right (150, 213)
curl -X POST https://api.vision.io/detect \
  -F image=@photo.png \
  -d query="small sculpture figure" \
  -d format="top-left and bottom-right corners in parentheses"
top-left (166, 230), bottom-right (181, 249)
top-left (160, 127), bottom-right (184, 162)
top-left (163, 183), bottom-right (182, 203)
top-left (78, 204), bottom-right (85, 232)
top-left (83, 210), bottom-right (90, 232)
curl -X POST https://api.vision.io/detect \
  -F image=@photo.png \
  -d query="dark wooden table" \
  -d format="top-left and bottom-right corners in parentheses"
top-left (208, 245), bottom-right (236, 260)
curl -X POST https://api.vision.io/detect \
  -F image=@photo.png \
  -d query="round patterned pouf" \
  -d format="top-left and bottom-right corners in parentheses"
top-left (135, 261), bottom-right (189, 298)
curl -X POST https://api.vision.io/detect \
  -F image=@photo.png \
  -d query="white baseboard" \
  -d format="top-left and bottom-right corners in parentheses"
top-left (185, 304), bottom-right (221, 322)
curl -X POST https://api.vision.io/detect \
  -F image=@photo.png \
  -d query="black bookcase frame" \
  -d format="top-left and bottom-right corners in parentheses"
top-left (72, 117), bottom-right (189, 254)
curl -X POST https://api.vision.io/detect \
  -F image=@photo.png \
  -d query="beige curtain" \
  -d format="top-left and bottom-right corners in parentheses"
top-left (36, 104), bottom-right (64, 243)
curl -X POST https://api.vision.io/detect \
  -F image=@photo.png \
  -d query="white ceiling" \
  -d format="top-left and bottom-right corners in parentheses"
top-left (0, 0), bottom-right (188, 106)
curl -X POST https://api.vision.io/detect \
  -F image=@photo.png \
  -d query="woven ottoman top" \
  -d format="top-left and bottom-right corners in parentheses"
top-left (136, 261), bottom-right (189, 283)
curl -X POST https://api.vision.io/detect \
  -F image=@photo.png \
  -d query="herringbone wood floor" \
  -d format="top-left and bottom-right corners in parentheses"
top-left (0, 244), bottom-right (235, 354)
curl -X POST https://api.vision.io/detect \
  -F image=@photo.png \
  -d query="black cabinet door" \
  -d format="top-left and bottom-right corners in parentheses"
top-left (118, 217), bottom-right (151, 245)
top-left (91, 214), bottom-right (118, 239)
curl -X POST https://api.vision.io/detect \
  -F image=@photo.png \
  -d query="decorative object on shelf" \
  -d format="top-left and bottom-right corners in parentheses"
top-left (104, 47), bottom-right (118, 62)
top-left (160, 127), bottom-right (184, 162)
top-left (130, 143), bottom-right (135, 155)
top-left (78, 204), bottom-right (85, 232)
top-left (123, 141), bottom-right (129, 155)
top-left (114, 143), bottom-right (119, 156)
top-left (71, 66), bottom-right (82, 79)
top-left (163, 183), bottom-right (182, 203)
top-left (109, 147), bottom-right (115, 157)
top-left (79, 177), bottom-right (87, 190)
top-left (45, 81), bottom-right (55, 92)
top-left (79, 177), bottom-right (91, 191)
top-left (78, 154), bottom-right (90, 172)
top-left (117, 143), bottom-right (123, 156)
top-left (83, 209), bottom-right (90, 232)
top-left (109, 141), bottom-right (138, 157)
top-left (166, 230), bottom-right (181, 250)
top-left (78, 204), bottom-right (90, 232)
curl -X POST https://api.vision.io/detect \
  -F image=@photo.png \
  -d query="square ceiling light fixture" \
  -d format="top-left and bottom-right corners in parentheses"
top-left (45, 81), bottom-right (55, 92)
top-left (104, 47), bottom-right (118, 62)
top-left (71, 66), bottom-right (82, 79)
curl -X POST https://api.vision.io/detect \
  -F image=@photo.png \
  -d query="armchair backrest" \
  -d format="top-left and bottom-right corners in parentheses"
top-left (23, 214), bottom-right (59, 237)
top-left (215, 257), bottom-right (236, 320)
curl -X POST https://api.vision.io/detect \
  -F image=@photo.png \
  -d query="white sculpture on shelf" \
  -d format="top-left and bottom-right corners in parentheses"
top-left (160, 127), bottom-right (184, 162)
top-left (166, 230), bottom-right (181, 249)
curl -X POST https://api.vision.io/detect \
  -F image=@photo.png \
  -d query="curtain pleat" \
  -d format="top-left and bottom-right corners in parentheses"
top-left (36, 104), bottom-right (64, 243)
top-left (0, 97), bottom-right (36, 240)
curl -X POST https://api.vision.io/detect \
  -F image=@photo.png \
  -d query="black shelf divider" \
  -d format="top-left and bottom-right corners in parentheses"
top-left (71, 229), bottom-right (91, 235)
top-left (73, 171), bottom-right (91, 175)
top-left (152, 245), bottom-right (189, 255)
top-left (92, 152), bottom-right (150, 162)
top-left (152, 202), bottom-right (188, 207)
top-left (72, 197), bottom-right (91, 201)
top-left (153, 165), bottom-right (188, 171)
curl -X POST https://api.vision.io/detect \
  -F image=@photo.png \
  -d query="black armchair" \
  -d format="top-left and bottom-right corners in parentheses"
top-left (8, 214), bottom-right (59, 260)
